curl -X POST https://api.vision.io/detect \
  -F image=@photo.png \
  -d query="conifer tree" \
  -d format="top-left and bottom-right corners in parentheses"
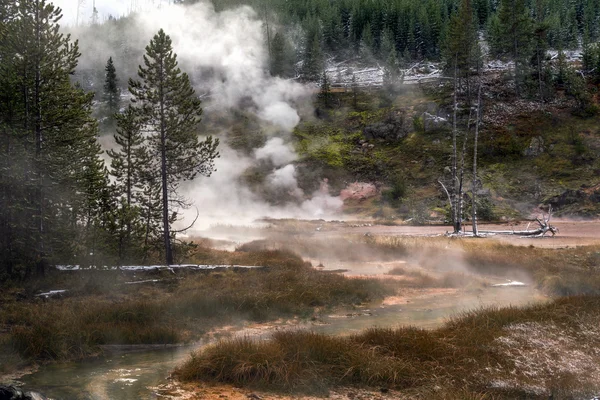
top-left (380, 28), bottom-right (396, 62)
top-left (107, 105), bottom-right (147, 263)
top-left (351, 73), bottom-right (359, 109)
top-left (383, 48), bottom-right (400, 88)
top-left (444, 0), bottom-right (478, 80)
top-left (108, 106), bottom-right (146, 207)
top-left (531, 0), bottom-right (550, 101)
top-left (270, 32), bottom-right (295, 78)
top-left (0, 0), bottom-right (20, 277)
top-left (359, 23), bottom-right (375, 59)
top-left (495, 0), bottom-right (534, 96)
top-left (318, 70), bottom-right (332, 108)
top-left (301, 21), bottom-right (324, 81)
top-left (104, 57), bottom-right (120, 117)
top-left (0, 0), bottom-right (106, 275)
top-left (128, 29), bottom-right (219, 265)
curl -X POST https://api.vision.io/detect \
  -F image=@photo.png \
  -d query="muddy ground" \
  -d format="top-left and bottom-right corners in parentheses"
top-left (306, 220), bottom-right (600, 248)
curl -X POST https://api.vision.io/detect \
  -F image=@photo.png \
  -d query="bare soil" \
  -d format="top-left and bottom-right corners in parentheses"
top-left (331, 220), bottom-right (600, 248)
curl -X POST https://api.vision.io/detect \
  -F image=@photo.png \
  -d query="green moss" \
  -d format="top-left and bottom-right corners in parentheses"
top-left (288, 86), bottom-right (600, 219)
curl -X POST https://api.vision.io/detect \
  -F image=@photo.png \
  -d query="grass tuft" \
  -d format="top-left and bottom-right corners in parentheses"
top-left (0, 246), bottom-right (392, 364)
top-left (176, 295), bottom-right (600, 397)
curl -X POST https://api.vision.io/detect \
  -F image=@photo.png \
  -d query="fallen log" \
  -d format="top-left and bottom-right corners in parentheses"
top-left (478, 207), bottom-right (558, 238)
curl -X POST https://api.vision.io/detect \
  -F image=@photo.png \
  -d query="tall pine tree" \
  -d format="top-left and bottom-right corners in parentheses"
top-left (495, 0), bottom-right (534, 96)
top-left (0, 0), bottom-right (106, 275)
top-left (104, 56), bottom-right (120, 118)
top-left (128, 29), bottom-right (219, 265)
top-left (107, 105), bottom-right (147, 263)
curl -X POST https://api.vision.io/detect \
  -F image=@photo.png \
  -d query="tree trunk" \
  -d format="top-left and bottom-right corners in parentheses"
top-left (34, 0), bottom-right (45, 276)
top-left (512, 5), bottom-right (520, 97)
top-left (537, 43), bottom-right (543, 102)
top-left (143, 189), bottom-right (152, 263)
top-left (1, 124), bottom-right (13, 277)
top-left (457, 108), bottom-right (471, 234)
top-left (264, 4), bottom-right (272, 59)
top-left (479, 208), bottom-right (558, 237)
top-left (158, 59), bottom-right (173, 266)
top-left (452, 56), bottom-right (459, 233)
top-left (472, 80), bottom-right (483, 236)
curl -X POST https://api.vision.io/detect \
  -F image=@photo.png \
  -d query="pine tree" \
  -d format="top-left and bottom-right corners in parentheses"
top-left (351, 73), bottom-right (359, 109)
top-left (128, 29), bottom-right (219, 265)
top-left (444, 0), bottom-right (478, 79)
top-left (383, 48), bottom-right (400, 88)
top-left (318, 70), bottom-right (332, 108)
top-left (1, 0), bottom-right (105, 275)
top-left (107, 105), bottom-right (147, 263)
top-left (531, 0), bottom-right (550, 101)
top-left (108, 106), bottom-right (146, 207)
top-left (359, 22), bottom-right (375, 59)
top-left (301, 21), bottom-right (324, 81)
top-left (104, 57), bottom-right (120, 117)
top-left (270, 32), bottom-right (295, 78)
top-left (496, 0), bottom-right (534, 96)
top-left (380, 28), bottom-right (396, 62)
top-left (0, 0), bottom-right (21, 277)
top-left (76, 133), bottom-right (114, 266)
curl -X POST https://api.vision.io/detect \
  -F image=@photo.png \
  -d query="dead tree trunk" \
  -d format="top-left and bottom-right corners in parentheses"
top-left (472, 80), bottom-right (482, 237)
top-left (479, 207), bottom-right (558, 237)
top-left (457, 100), bottom-right (473, 234)
top-left (451, 57), bottom-right (459, 233)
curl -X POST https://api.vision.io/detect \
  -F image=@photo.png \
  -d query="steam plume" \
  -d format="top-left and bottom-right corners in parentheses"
top-left (69, 1), bottom-right (343, 230)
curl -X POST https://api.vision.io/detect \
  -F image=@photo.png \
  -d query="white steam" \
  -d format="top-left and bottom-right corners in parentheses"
top-left (74, 1), bottom-right (343, 230)
top-left (255, 138), bottom-right (297, 167)
top-left (133, 3), bottom-right (306, 129)
top-left (259, 102), bottom-right (300, 131)
top-left (270, 165), bottom-right (298, 189)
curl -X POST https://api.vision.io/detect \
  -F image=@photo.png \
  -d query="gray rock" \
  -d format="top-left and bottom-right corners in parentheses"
top-left (523, 136), bottom-right (545, 156)
top-left (25, 393), bottom-right (47, 400)
top-left (423, 112), bottom-right (449, 131)
top-left (0, 386), bottom-right (48, 400)
top-left (363, 112), bottom-right (409, 141)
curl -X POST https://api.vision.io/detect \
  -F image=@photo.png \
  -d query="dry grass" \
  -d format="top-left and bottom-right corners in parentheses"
top-left (0, 248), bottom-right (393, 365)
top-left (176, 295), bottom-right (600, 398)
top-left (387, 267), bottom-right (482, 289)
top-left (236, 236), bottom-right (409, 264)
top-left (365, 235), bottom-right (600, 295)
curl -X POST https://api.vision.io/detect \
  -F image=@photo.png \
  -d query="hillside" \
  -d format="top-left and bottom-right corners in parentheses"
top-left (288, 75), bottom-right (600, 222)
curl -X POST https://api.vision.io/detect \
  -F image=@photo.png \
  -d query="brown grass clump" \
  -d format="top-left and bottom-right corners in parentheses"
top-left (176, 296), bottom-right (600, 397)
top-left (0, 248), bottom-right (393, 364)
top-left (387, 266), bottom-right (485, 289)
top-left (366, 235), bottom-right (600, 295)
top-left (177, 330), bottom-right (418, 394)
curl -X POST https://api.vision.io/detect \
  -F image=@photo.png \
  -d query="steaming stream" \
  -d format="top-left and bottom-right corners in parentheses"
top-left (18, 285), bottom-right (543, 399)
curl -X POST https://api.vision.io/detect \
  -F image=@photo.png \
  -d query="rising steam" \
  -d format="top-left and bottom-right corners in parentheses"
top-left (68, 1), bottom-right (343, 230)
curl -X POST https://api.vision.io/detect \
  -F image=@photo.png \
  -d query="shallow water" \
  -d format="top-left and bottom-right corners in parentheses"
top-left (18, 285), bottom-right (544, 400)
top-left (18, 345), bottom-right (194, 399)
top-left (313, 286), bottom-right (544, 334)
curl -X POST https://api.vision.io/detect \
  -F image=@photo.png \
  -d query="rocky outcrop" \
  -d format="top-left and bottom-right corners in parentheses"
top-left (0, 386), bottom-right (47, 400)
top-left (422, 112), bottom-right (449, 131)
top-left (363, 112), bottom-right (409, 141)
top-left (523, 136), bottom-right (545, 156)
top-left (339, 182), bottom-right (378, 201)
